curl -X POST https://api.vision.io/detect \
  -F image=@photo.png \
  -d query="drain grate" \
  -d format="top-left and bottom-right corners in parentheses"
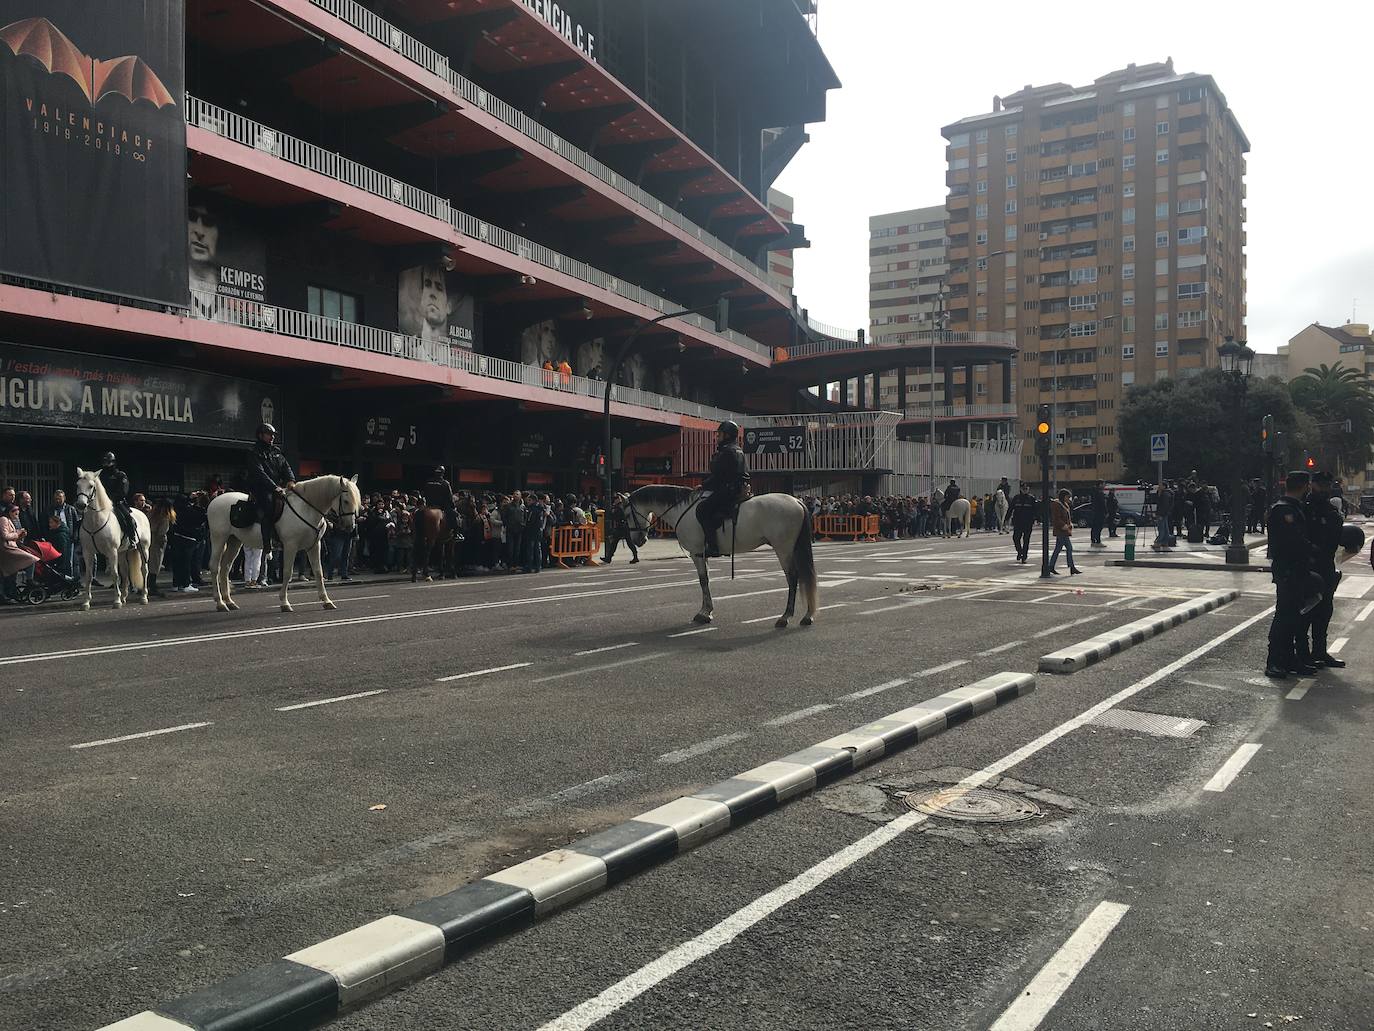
top-left (905, 787), bottom-right (1042, 824)
top-left (1091, 708), bottom-right (1206, 739)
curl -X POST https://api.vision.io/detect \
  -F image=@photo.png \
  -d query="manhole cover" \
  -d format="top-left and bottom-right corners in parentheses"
top-left (904, 787), bottom-right (1042, 823)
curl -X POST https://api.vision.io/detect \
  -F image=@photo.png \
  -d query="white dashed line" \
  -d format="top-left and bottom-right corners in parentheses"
top-left (275, 689), bottom-right (388, 712)
top-left (574, 642), bottom-right (639, 657)
top-left (1285, 684), bottom-right (1309, 701)
top-left (916, 659), bottom-right (969, 677)
top-left (1328, 637), bottom-right (1349, 654)
top-left (667, 627), bottom-right (718, 638)
top-left (533, 652), bottom-right (670, 683)
top-left (504, 771), bottom-right (639, 818)
top-left (988, 901), bottom-right (1132, 1031)
top-left (763, 703), bottom-right (836, 727)
top-left (1355, 600), bottom-right (1374, 622)
top-left (1031, 615), bottom-right (1104, 639)
top-left (860, 597), bottom-right (939, 615)
top-left (436, 662), bottom-right (533, 683)
top-left (977, 640), bottom-right (1024, 656)
top-left (655, 732), bottom-right (751, 765)
top-left (71, 722), bottom-right (213, 750)
top-left (839, 678), bottom-right (910, 701)
top-left (1203, 742), bottom-right (1262, 792)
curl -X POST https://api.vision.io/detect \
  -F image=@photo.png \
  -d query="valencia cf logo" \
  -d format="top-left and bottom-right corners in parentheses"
top-left (0, 17), bottom-right (175, 107)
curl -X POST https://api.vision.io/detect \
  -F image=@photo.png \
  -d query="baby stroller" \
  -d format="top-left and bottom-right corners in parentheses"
top-left (16, 540), bottom-right (82, 605)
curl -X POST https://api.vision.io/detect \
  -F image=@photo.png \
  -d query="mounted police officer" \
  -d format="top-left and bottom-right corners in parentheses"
top-left (423, 466), bottom-right (458, 528)
top-left (697, 420), bottom-right (749, 558)
top-left (98, 452), bottom-right (138, 545)
top-left (1300, 471), bottom-right (1346, 668)
top-left (1265, 471), bottom-right (1315, 679)
top-left (1009, 482), bottom-right (1039, 563)
top-left (246, 422), bottom-right (295, 561)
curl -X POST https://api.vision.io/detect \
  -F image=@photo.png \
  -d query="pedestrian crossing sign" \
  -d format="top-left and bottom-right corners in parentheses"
top-left (1150, 433), bottom-right (1169, 462)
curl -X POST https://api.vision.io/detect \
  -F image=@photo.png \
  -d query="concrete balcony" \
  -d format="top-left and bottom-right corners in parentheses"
top-left (900, 403), bottom-right (1018, 422)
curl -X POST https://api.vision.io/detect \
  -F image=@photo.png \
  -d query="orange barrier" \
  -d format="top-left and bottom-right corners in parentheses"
top-left (550, 523), bottom-right (601, 568)
top-left (813, 514), bottom-right (880, 542)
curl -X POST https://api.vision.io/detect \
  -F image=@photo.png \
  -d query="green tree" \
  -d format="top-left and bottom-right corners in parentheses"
top-left (1288, 362), bottom-right (1374, 477)
top-left (1119, 369), bottom-right (1317, 483)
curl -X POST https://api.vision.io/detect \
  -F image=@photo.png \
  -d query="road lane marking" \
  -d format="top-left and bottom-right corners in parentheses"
top-left (763, 703), bottom-right (835, 726)
top-left (574, 642), bottom-right (639, 657)
top-left (859, 597), bottom-right (940, 615)
top-left (655, 732), bottom-right (751, 765)
top-left (916, 659), bottom-right (969, 677)
top-left (1329, 637), bottom-right (1349, 654)
top-left (539, 607), bottom-right (1277, 1031)
top-left (1203, 743), bottom-right (1262, 792)
top-left (275, 689), bottom-right (388, 712)
top-left (533, 652), bottom-right (670, 683)
top-left (436, 662), bottom-right (533, 683)
top-left (667, 627), bottom-right (717, 638)
top-left (0, 576), bottom-right (737, 668)
top-left (1031, 615), bottom-right (1104, 639)
top-left (840, 678), bottom-right (910, 701)
top-left (1027, 593), bottom-right (1062, 603)
top-left (817, 578), bottom-right (857, 588)
top-left (977, 640), bottom-right (1024, 656)
top-left (70, 722), bottom-right (212, 750)
top-left (503, 771), bottom-right (639, 818)
top-left (1355, 600), bottom-right (1374, 622)
top-left (1285, 684), bottom-right (1309, 701)
top-left (338, 594), bottom-right (391, 602)
top-left (988, 901), bottom-right (1132, 1031)
top-left (1335, 576), bottom-right (1374, 599)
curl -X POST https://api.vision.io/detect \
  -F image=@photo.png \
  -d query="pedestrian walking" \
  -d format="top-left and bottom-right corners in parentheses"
top-left (1106, 488), bottom-right (1120, 538)
top-left (1089, 481), bottom-right (1107, 547)
top-left (1265, 471), bottom-right (1315, 679)
top-left (1048, 489), bottom-right (1081, 575)
top-left (1009, 483), bottom-right (1038, 563)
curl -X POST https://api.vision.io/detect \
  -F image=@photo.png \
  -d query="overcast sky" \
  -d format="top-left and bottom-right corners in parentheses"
top-left (774, 0), bottom-right (1374, 355)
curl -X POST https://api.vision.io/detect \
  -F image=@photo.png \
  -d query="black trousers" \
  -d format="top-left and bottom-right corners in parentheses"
top-left (1267, 579), bottom-right (1303, 668)
top-left (1012, 523), bottom-right (1033, 559)
top-left (696, 493), bottom-right (731, 545)
top-left (1299, 567), bottom-right (1337, 658)
top-left (605, 531), bottom-right (638, 562)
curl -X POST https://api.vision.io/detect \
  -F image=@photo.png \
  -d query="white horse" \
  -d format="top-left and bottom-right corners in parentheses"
top-left (943, 497), bottom-right (973, 538)
top-left (206, 474), bottom-right (360, 613)
top-left (620, 485), bottom-right (818, 627)
top-left (72, 468), bottom-right (151, 611)
top-left (994, 489), bottom-right (1010, 533)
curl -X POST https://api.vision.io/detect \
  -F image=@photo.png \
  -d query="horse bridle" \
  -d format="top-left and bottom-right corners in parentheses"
top-left (73, 483), bottom-right (112, 539)
top-left (280, 478), bottom-right (355, 538)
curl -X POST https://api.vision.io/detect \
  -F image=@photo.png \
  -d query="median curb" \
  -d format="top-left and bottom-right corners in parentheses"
top-left (1108, 560), bottom-right (1271, 573)
top-left (1038, 589), bottom-right (1239, 674)
top-left (100, 671), bottom-right (1036, 1031)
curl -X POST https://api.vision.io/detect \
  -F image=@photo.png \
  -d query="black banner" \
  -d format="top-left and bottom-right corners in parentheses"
top-left (742, 426), bottom-right (805, 454)
top-left (634, 457), bottom-right (673, 476)
top-left (0, 342), bottom-right (281, 443)
top-left (0, 1), bottom-right (187, 305)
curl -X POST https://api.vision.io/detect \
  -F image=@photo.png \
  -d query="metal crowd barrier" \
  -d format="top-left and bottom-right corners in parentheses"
top-left (550, 524), bottom-right (601, 568)
top-left (812, 515), bottom-right (880, 542)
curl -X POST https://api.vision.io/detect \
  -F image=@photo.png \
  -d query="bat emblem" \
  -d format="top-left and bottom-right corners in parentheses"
top-left (0, 16), bottom-right (176, 108)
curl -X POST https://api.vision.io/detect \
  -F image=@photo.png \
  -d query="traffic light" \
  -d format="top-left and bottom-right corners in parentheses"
top-left (1034, 405), bottom-right (1053, 456)
top-left (595, 452), bottom-right (607, 476)
top-left (1305, 454), bottom-right (1316, 470)
top-left (1261, 413), bottom-right (1274, 453)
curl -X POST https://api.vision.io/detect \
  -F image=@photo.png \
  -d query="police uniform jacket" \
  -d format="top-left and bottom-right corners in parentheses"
top-left (246, 443), bottom-right (295, 498)
top-left (423, 478), bottom-right (456, 511)
top-left (1303, 492), bottom-right (1343, 573)
top-left (704, 444), bottom-right (749, 496)
top-left (1267, 496), bottom-right (1311, 585)
top-left (98, 467), bottom-right (130, 503)
top-left (1010, 491), bottom-right (1039, 528)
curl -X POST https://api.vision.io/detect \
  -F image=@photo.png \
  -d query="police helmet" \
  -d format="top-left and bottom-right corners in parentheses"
top-left (434, 466), bottom-right (446, 477)
top-left (100, 452), bottom-right (116, 467)
top-left (717, 420), bottom-right (739, 441)
top-left (257, 422), bottom-right (277, 437)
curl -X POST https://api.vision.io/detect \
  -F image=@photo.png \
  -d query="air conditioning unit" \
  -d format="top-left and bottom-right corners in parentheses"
top-left (1080, 437), bottom-right (1093, 447)
top-left (1039, 232), bottom-right (1049, 240)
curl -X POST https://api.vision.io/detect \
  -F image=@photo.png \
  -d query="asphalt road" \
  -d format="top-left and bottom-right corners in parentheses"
top-left (2, 530), bottom-right (1370, 1031)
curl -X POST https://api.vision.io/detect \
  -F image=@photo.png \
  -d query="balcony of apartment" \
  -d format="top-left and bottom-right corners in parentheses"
top-left (1038, 257), bottom-right (1070, 276)
top-left (947, 220), bottom-right (970, 239)
top-left (184, 0), bottom-right (793, 319)
top-left (1179, 100), bottom-right (1204, 120)
top-left (898, 403), bottom-right (1018, 423)
top-left (1178, 128), bottom-right (1206, 148)
top-left (183, 98), bottom-right (767, 365)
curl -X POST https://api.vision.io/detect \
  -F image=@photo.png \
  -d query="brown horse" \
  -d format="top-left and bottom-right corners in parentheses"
top-left (411, 507), bottom-right (456, 581)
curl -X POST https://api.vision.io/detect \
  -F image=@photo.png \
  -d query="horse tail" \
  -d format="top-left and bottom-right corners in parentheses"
top-left (791, 506), bottom-right (818, 612)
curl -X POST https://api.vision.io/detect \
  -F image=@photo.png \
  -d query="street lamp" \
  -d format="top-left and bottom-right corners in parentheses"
top-left (1218, 334), bottom-right (1255, 565)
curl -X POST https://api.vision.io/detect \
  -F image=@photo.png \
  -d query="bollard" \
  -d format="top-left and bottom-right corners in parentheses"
top-left (1125, 522), bottom-right (1136, 561)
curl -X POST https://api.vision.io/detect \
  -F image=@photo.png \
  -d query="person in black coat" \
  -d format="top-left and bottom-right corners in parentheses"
top-left (1298, 472), bottom-right (1345, 668)
top-left (245, 423), bottom-right (295, 559)
top-left (697, 420), bottom-right (749, 558)
top-left (1009, 483), bottom-right (1039, 563)
top-left (1265, 472), bottom-right (1315, 679)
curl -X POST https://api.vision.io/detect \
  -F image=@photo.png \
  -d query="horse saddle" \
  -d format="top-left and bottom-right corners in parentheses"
top-left (229, 495), bottom-right (284, 529)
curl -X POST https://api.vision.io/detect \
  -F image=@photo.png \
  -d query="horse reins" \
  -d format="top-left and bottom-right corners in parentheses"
top-left (280, 478), bottom-right (353, 539)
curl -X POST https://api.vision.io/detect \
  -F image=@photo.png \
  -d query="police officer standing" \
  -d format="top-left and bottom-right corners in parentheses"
top-left (423, 466), bottom-right (458, 528)
top-left (1009, 482), bottom-right (1038, 563)
top-left (1265, 471), bottom-right (1315, 679)
top-left (697, 420), bottom-right (749, 558)
top-left (246, 423), bottom-right (295, 566)
top-left (1299, 471), bottom-right (1346, 668)
top-left (98, 452), bottom-right (139, 545)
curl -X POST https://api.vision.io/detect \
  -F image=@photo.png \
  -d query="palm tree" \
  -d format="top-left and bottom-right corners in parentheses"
top-left (1289, 362), bottom-right (1374, 477)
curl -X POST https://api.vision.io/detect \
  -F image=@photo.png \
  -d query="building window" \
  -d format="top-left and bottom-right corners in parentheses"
top-left (976, 230), bottom-right (989, 244)
top-left (1122, 371), bottom-right (1136, 386)
top-left (1155, 202), bottom-right (1168, 219)
top-left (1123, 127), bottom-right (1136, 141)
top-left (977, 179), bottom-right (988, 194)
top-left (1178, 310), bottom-right (1204, 328)
top-left (1007, 174), bottom-right (1018, 188)
top-left (1178, 197), bottom-right (1204, 214)
top-left (1178, 226), bottom-right (1207, 244)
top-left (975, 128), bottom-right (988, 142)
top-left (1179, 86), bottom-right (1204, 103)
top-left (1178, 282), bottom-right (1206, 299)
top-left (976, 257), bottom-right (988, 270)
top-left (1069, 321), bottom-right (1098, 337)
top-left (1155, 340), bottom-right (1169, 356)
top-left (1122, 344), bottom-right (1135, 359)
top-left (1005, 199), bottom-right (1018, 213)
top-left (1154, 313), bottom-right (1169, 330)
top-left (977, 152), bottom-right (988, 167)
top-left (1156, 149), bottom-right (1169, 164)
top-left (1006, 224), bottom-right (1019, 241)
top-left (1123, 183), bottom-right (1135, 198)
top-left (951, 157), bottom-right (969, 170)
top-left (1123, 263), bottom-right (1135, 280)
top-left (975, 203), bottom-right (988, 218)
top-left (309, 285), bottom-right (361, 323)
top-left (1156, 94), bottom-right (1169, 109)
top-left (1005, 123), bottom-right (1018, 137)
top-left (1122, 315), bottom-right (1136, 332)
top-left (1123, 290), bottom-right (1135, 306)
top-left (949, 132), bottom-right (970, 147)
top-left (1156, 121), bottom-right (1170, 135)
top-left (1123, 235), bottom-right (1135, 252)
top-left (1156, 231), bottom-right (1169, 248)
top-left (1006, 149), bottom-right (1018, 163)
top-left (1155, 258), bottom-right (1169, 275)
top-left (1123, 154), bottom-right (1136, 170)
top-left (1123, 207), bottom-right (1136, 225)
top-left (1123, 102), bottom-right (1135, 116)
top-left (1069, 293), bottom-right (1098, 310)
top-left (976, 306), bottom-right (987, 319)
top-left (1069, 267), bottom-right (1098, 284)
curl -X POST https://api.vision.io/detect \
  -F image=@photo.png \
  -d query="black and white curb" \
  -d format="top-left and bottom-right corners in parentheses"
top-left (100, 671), bottom-right (1035, 1031)
top-left (1038, 589), bottom-right (1239, 674)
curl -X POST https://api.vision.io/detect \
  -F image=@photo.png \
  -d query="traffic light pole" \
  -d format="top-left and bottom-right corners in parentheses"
top-left (1040, 451), bottom-right (1052, 578)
